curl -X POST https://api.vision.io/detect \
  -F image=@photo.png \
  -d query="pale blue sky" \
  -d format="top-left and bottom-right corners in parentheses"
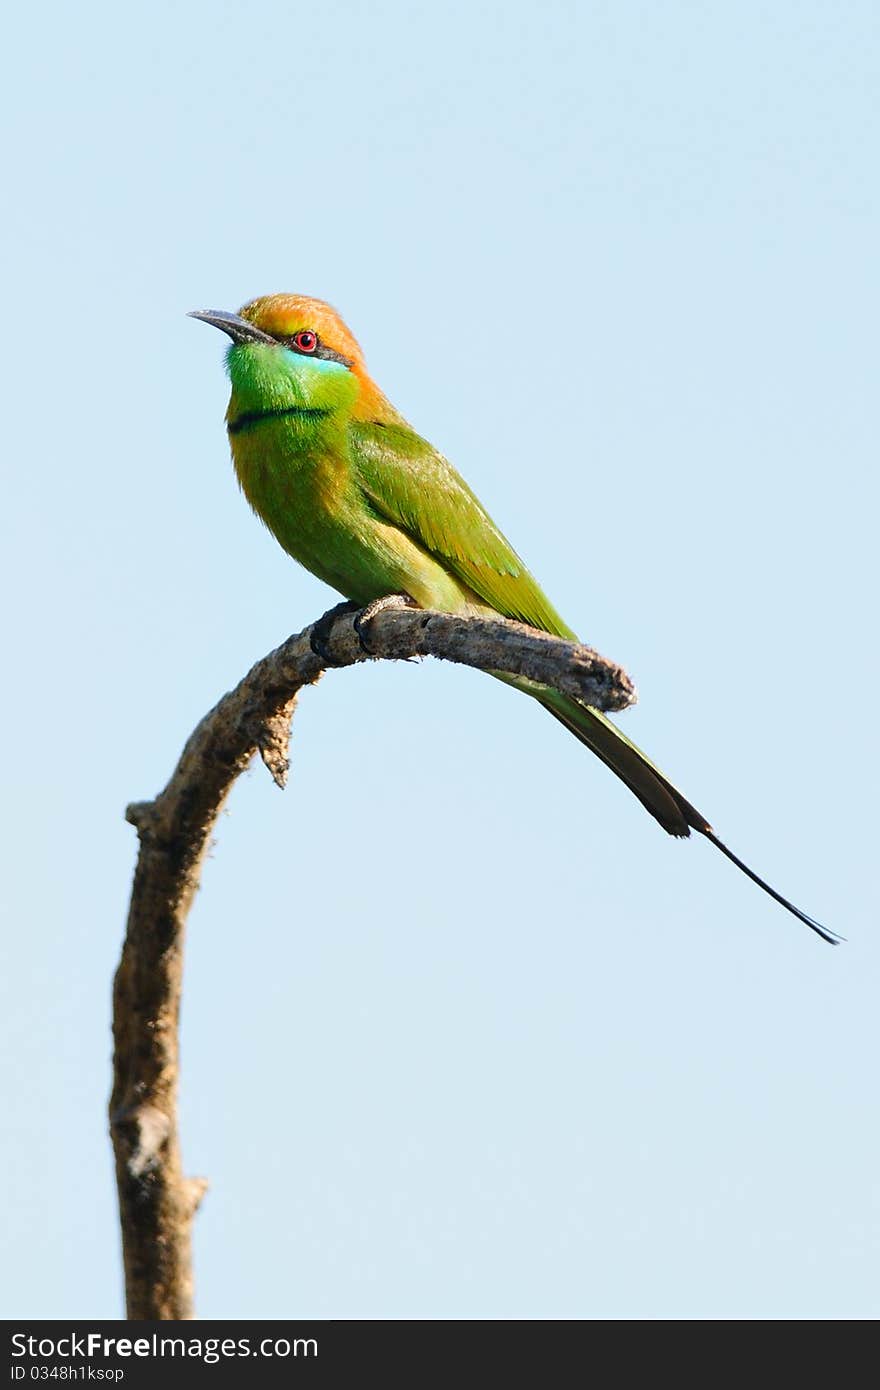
top-left (2, 1), bottom-right (877, 1318)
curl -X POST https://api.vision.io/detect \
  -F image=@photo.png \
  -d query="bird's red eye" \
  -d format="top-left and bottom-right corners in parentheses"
top-left (292, 330), bottom-right (317, 353)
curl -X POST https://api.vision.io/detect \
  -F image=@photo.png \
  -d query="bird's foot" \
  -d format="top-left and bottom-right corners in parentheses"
top-left (309, 601), bottom-right (361, 665)
top-left (354, 593), bottom-right (419, 655)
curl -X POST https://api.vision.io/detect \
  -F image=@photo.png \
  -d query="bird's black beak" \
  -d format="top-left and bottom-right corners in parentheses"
top-left (187, 309), bottom-right (277, 346)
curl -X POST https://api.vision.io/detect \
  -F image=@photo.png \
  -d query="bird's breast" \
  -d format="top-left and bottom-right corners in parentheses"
top-left (230, 418), bottom-right (349, 546)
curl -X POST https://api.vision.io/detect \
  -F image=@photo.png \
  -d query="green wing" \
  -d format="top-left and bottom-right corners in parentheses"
top-left (350, 419), bottom-right (576, 638)
top-left (350, 415), bottom-right (703, 839)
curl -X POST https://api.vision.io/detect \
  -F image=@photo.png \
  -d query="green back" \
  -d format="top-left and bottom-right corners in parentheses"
top-left (350, 419), bottom-right (578, 639)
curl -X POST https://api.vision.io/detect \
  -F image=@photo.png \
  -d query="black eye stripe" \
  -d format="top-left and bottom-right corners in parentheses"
top-left (282, 332), bottom-right (354, 369)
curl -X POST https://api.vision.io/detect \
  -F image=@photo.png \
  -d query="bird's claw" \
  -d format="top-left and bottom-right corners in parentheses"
top-left (354, 593), bottom-right (418, 655)
top-left (309, 601), bottom-right (360, 665)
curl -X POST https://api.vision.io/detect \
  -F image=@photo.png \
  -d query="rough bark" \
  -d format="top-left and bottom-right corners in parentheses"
top-left (109, 603), bottom-right (635, 1319)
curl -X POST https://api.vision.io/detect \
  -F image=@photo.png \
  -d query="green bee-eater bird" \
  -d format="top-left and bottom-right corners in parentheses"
top-left (190, 294), bottom-right (839, 944)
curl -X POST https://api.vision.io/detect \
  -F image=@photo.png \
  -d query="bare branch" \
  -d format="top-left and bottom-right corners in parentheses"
top-left (110, 603), bottom-right (635, 1318)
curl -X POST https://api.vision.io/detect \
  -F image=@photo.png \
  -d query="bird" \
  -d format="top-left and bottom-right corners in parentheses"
top-left (190, 294), bottom-right (839, 944)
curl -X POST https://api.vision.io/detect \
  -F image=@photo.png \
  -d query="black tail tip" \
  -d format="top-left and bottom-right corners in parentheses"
top-left (700, 829), bottom-right (844, 946)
